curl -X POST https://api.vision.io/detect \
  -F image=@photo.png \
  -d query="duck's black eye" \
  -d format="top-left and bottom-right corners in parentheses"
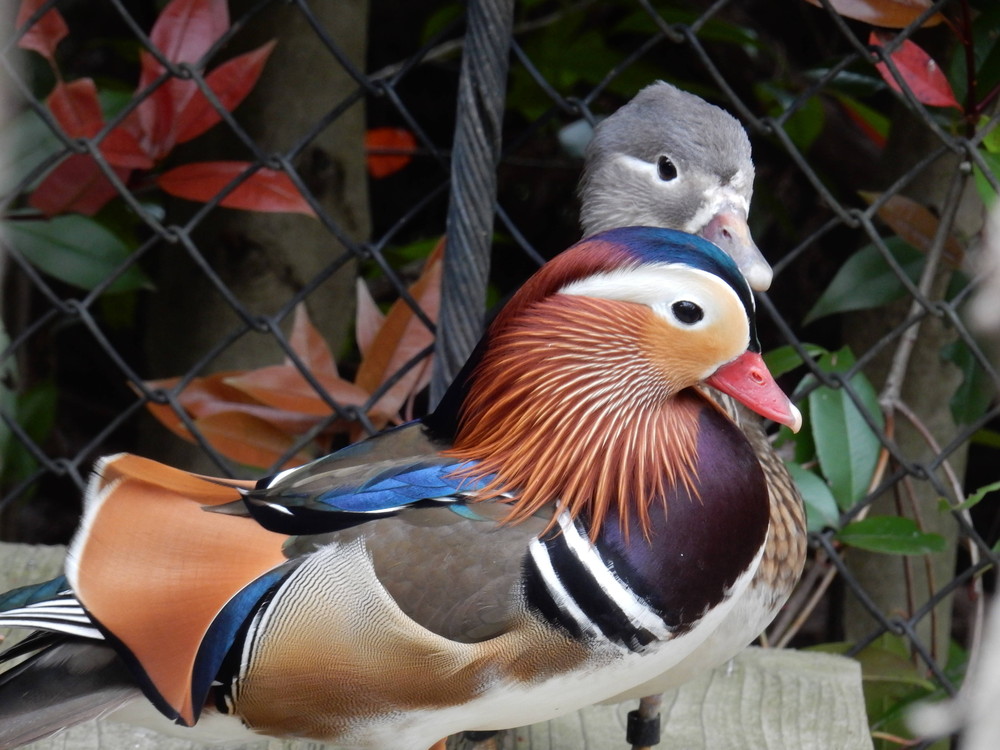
top-left (672, 300), bottom-right (703, 324)
top-left (657, 155), bottom-right (678, 181)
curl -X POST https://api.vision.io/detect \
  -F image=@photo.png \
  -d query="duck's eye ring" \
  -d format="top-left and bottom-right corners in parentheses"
top-left (672, 300), bottom-right (703, 324)
top-left (657, 155), bottom-right (678, 181)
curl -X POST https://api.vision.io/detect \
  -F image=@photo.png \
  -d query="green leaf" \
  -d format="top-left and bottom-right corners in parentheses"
top-left (972, 428), bottom-right (1000, 449)
top-left (2, 216), bottom-right (151, 294)
top-left (855, 636), bottom-right (935, 688)
top-left (973, 149), bottom-right (1000, 206)
top-left (785, 461), bottom-right (840, 532)
top-left (943, 638), bottom-right (969, 687)
top-left (838, 516), bottom-right (947, 555)
top-left (831, 91), bottom-right (889, 143)
top-left (811, 636), bottom-right (940, 747)
top-left (804, 238), bottom-right (924, 324)
top-left (982, 116), bottom-right (1000, 155)
top-left (809, 348), bottom-right (884, 510)
top-left (0, 382), bottom-right (58, 487)
top-left (506, 17), bottom-right (623, 120)
top-left (616, 10), bottom-right (763, 55)
top-left (763, 343), bottom-right (827, 379)
top-left (941, 339), bottom-right (995, 425)
top-left (372, 236), bottom-right (442, 276)
top-left (785, 95), bottom-right (826, 152)
top-left (941, 480), bottom-right (1000, 513)
top-left (754, 84), bottom-right (825, 152)
top-left (420, 4), bottom-right (463, 45)
top-left (773, 404), bottom-right (816, 464)
top-left (812, 69), bottom-right (885, 98)
top-left (97, 85), bottom-right (136, 120)
top-left (856, 638), bottom-right (939, 746)
top-left (949, 1), bottom-right (1000, 106)
top-left (0, 107), bottom-right (65, 192)
top-left (788, 419), bottom-right (818, 465)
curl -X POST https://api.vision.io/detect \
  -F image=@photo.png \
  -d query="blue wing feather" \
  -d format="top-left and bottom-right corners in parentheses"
top-left (315, 461), bottom-right (491, 512)
top-left (240, 421), bottom-right (500, 534)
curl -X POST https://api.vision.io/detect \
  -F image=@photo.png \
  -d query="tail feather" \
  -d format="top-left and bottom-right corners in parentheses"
top-left (0, 636), bottom-right (140, 750)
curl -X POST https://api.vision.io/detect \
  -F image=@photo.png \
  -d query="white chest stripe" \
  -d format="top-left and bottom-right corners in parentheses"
top-left (527, 537), bottom-right (603, 641)
top-left (556, 514), bottom-right (673, 640)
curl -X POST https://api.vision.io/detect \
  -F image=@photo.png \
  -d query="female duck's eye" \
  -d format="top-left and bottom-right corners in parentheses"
top-left (657, 155), bottom-right (678, 181)
top-left (672, 300), bottom-right (703, 325)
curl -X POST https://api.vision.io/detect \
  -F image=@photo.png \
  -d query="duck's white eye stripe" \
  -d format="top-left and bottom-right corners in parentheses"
top-left (558, 265), bottom-right (734, 309)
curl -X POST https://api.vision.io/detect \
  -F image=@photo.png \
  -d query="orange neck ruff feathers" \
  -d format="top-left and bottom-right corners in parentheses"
top-left (445, 295), bottom-right (706, 539)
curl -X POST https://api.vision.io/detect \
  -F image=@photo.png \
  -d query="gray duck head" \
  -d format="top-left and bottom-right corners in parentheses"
top-left (579, 81), bottom-right (772, 291)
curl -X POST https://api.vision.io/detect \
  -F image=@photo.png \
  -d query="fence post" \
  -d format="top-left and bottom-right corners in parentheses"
top-left (429, 0), bottom-right (516, 407)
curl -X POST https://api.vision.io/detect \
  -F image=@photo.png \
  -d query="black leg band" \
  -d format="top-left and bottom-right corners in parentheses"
top-left (626, 708), bottom-right (661, 746)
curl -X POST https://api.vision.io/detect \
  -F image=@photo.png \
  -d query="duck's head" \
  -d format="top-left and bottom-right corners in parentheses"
top-left (443, 226), bottom-right (799, 534)
top-left (468, 226), bottom-right (798, 431)
top-left (579, 81), bottom-right (772, 291)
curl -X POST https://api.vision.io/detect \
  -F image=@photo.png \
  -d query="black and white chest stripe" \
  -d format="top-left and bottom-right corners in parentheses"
top-left (0, 591), bottom-right (104, 641)
top-left (523, 514), bottom-right (673, 652)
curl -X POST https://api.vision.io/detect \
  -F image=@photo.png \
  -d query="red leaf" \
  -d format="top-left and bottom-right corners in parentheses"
top-left (143, 400), bottom-right (197, 443)
top-left (225, 304), bottom-right (371, 416)
top-left (859, 192), bottom-right (964, 266)
top-left (47, 79), bottom-right (103, 138)
top-left (46, 79), bottom-right (153, 168)
top-left (16, 0), bottom-right (68, 59)
top-left (150, 0), bottom-right (229, 65)
top-left (355, 240), bottom-right (443, 425)
top-left (193, 411), bottom-right (313, 470)
top-left (226, 367), bottom-right (370, 417)
top-left (288, 303), bottom-right (338, 380)
top-left (140, 375), bottom-right (218, 442)
top-left (837, 99), bottom-right (887, 149)
top-left (157, 161), bottom-right (316, 216)
top-left (365, 128), bottom-right (418, 178)
top-left (142, 374), bottom-right (326, 438)
top-left (29, 156), bottom-right (130, 216)
top-left (802, 0), bottom-right (944, 28)
top-left (870, 32), bottom-right (962, 110)
top-left (355, 278), bottom-right (386, 359)
top-left (101, 127), bottom-right (155, 169)
top-left (125, 51), bottom-right (190, 160)
top-left (146, 373), bottom-right (258, 415)
top-left (173, 41), bottom-right (276, 144)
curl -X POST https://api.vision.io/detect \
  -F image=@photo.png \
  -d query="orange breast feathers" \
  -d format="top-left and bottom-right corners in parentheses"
top-left (445, 295), bottom-right (708, 540)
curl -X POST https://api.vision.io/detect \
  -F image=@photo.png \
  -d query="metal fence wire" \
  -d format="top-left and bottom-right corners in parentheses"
top-left (2, 0), bottom-right (999, 747)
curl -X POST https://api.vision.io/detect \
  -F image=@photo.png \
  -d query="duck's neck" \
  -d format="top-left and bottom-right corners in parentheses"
top-left (445, 295), bottom-right (709, 538)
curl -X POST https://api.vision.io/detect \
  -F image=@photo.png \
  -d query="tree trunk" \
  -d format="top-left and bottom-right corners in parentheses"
top-left (140, 1), bottom-right (370, 473)
top-left (841, 106), bottom-right (986, 663)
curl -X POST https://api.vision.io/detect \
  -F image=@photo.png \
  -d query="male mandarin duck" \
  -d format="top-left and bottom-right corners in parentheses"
top-left (576, 82), bottom-right (807, 721)
top-left (0, 227), bottom-right (801, 750)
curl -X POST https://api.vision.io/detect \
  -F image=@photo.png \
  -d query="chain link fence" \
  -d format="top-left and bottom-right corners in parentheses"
top-left (2, 0), bottom-right (999, 747)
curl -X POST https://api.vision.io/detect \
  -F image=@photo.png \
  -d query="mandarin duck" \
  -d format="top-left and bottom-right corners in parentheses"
top-left (580, 81), bottom-right (772, 292)
top-left (577, 82), bottom-right (807, 739)
top-left (0, 227), bottom-right (800, 750)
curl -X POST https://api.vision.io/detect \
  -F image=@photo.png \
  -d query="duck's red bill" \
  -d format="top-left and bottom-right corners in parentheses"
top-left (706, 350), bottom-right (802, 432)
